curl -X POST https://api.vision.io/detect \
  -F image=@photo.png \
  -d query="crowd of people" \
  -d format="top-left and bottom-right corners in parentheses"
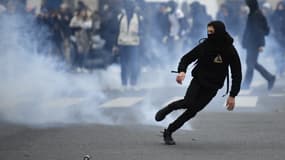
top-left (0, 0), bottom-right (284, 88)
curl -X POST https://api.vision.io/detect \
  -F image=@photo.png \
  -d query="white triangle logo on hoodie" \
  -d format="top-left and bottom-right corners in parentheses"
top-left (214, 54), bottom-right (223, 63)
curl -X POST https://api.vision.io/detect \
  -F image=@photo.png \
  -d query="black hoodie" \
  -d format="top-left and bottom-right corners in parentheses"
top-left (178, 21), bottom-right (242, 97)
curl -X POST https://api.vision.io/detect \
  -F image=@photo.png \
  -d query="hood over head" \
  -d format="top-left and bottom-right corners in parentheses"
top-left (123, 0), bottom-right (136, 17)
top-left (207, 20), bottom-right (233, 46)
top-left (245, 0), bottom-right (259, 12)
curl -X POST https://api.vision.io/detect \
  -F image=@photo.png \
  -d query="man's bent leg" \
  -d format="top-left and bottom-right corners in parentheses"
top-left (166, 87), bottom-right (217, 136)
top-left (155, 99), bottom-right (185, 121)
top-left (155, 79), bottom-right (200, 122)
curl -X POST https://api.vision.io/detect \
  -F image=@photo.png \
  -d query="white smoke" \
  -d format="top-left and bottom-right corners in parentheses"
top-left (0, 10), bottom-right (186, 129)
top-left (1, 0), bottom-right (232, 130)
top-left (0, 12), bottom-right (114, 126)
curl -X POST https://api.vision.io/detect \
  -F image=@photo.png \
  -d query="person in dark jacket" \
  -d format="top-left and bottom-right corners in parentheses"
top-left (271, 1), bottom-right (285, 76)
top-left (155, 21), bottom-right (242, 145)
top-left (241, 0), bottom-right (275, 90)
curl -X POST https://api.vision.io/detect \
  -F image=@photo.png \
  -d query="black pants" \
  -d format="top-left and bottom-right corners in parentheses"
top-left (165, 79), bottom-right (218, 133)
top-left (243, 47), bottom-right (274, 88)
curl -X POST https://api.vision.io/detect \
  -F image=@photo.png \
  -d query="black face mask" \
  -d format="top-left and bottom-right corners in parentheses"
top-left (208, 33), bottom-right (225, 44)
top-left (207, 33), bottom-right (216, 41)
top-left (208, 33), bottom-right (215, 40)
top-left (207, 21), bottom-right (227, 43)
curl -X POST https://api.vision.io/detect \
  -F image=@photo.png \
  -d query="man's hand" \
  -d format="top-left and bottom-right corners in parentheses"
top-left (226, 96), bottom-right (235, 111)
top-left (176, 72), bottom-right (186, 85)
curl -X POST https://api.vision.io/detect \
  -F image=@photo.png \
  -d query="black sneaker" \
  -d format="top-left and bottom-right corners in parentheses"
top-left (155, 109), bottom-right (167, 121)
top-left (268, 76), bottom-right (276, 90)
top-left (163, 129), bottom-right (176, 145)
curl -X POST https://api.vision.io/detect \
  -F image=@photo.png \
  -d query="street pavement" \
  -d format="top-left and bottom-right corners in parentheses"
top-left (1, 74), bottom-right (285, 160)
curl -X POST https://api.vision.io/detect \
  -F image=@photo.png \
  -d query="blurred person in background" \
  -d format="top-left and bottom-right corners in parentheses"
top-left (69, 8), bottom-right (92, 71)
top-left (216, 1), bottom-right (244, 39)
top-left (114, 0), bottom-right (144, 89)
top-left (36, 7), bottom-right (63, 57)
top-left (57, 3), bottom-right (73, 65)
top-left (148, 3), bottom-right (171, 67)
top-left (77, 0), bottom-right (88, 11)
top-left (155, 3), bottom-right (170, 46)
top-left (0, 1), bottom-right (6, 15)
top-left (241, 0), bottom-right (275, 90)
top-left (49, 10), bottom-right (64, 57)
top-left (271, 1), bottom-right (285, 77)
top-left (100, 4), bottom-right (118, 50)
top-left (216, 4), bottom-right (230, 26)
top-left (261, 1), bottom-right (273, 19)
top-left (36, 8), bottom-right (52, 55)
top-left (165, 0), bottom-right (185, 61)
top-left (99, 4), bottom-right (120, 64)
top-left (188, 2), bottom-right (212, 45)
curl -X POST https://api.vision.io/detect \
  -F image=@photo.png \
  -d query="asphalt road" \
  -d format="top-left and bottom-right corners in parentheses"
top-left (0, 111), bottom-right (285, 160)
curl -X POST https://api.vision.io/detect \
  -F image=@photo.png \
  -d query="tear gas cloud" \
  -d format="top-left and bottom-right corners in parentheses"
top-left (0, 12), bottom-right (111, 126)
top-left (0, 10), bottom-right (182, 128)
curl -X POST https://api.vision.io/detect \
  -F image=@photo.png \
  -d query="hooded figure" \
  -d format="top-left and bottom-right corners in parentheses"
top-left (242, 0), bottom-right (270, 48)
top-left (246, 0), bottom-right (259, 12)
top-left (271, 1), bottom-right (285, 76)
top-left (155, 20), bottom-right (242, 145)
top-left (241, 0), bottom-right (275, 90)
top-left (271, 1), bottom-right (285, 46)
top-left (206, 21), bottom-right (233, 46)
top-left (189, 21), bottom-right (238, 90)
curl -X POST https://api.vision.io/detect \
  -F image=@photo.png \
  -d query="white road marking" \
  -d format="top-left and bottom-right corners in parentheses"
top-left (269, 94), bottom-right (285, 97)
top-left (251, 81), bottom-right (265, 87)
top-left (239, 89), bottom-right (252, 95)
top-left (100, 97), bottom-right (144, 108)
top-left (46, 97), bottom-right (86, 108)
